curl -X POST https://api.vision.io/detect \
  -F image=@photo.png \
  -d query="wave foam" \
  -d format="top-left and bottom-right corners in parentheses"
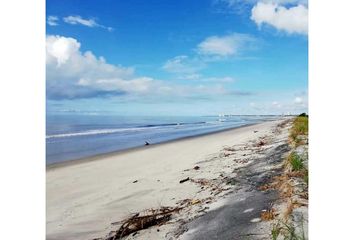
top-left (46, 127), bottom-right (156, 139)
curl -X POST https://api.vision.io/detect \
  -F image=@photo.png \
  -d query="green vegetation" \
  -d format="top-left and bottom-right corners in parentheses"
top-left (290, 116), bottom-right (308, 144)
top-left (303, 169), bottom-right (309, 185)
top-left (270, 115), bottom-right (308, 240)
top-left (271, 223), bottom-right (281, 240)
top-left (288, 152), bottom-right (304, 171)
top-left (271, 221), bottom-right (306, 240)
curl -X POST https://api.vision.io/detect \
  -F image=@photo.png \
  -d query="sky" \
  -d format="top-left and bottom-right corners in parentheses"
top-left (46, 0), bottom-right (308, 116)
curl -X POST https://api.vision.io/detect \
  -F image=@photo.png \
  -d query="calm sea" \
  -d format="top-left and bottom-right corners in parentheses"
top-left (46, 115), bottom-right (279, 164)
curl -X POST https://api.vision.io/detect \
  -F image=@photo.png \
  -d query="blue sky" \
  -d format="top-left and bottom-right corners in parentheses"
top-left (46, 0), bottom-right (308, 116)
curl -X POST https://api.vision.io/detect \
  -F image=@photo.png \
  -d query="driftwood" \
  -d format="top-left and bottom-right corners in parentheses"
top-left (179, 177), bottom-right (190, 183)
top-left (105, 207), bottom-right (181, 240)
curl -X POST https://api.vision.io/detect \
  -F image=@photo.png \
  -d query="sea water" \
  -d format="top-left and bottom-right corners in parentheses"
top-left (46, 115), bottom-right (278, 164)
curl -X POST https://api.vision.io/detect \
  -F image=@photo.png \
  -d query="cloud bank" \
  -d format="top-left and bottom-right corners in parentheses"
top-left (47, 35), bottom-right (249, 100)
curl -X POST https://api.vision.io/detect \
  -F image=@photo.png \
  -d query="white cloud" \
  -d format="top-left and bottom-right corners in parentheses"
top-left (47, 16), bottom-right (59, 26)
top-left (163, 32), bottom-right (257, 78)
top-left (63, 16), bottom-right (114, 31)
top-left (272, 101), bottom-right (282, 108)
top-left (246, 96), bottom-right (307, 114)
top-left (197, 33), bottom-right (256, 57)
top-left (46, 35), bottom-right (155, 99)
top-left (294, 97), bottom-right (303, 104)
top-left (217, 0), bottom-right (307, 7)
top-left (162, 55), bottom-right (205, 74)
top-left (251, 2), bottom-right (308, 35)
top-left (46, 36), bottom-right (81, 66)
top-left (178, 74), bottom-right (236, 83)
top-left (202, 76), bottom-right (236, 83)
top-left (63, 16), bottom-right (97, 27)
top-left (180, 74), bottom-right (202, 80)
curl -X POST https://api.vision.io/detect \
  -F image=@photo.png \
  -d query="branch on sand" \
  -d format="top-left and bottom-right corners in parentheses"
top-left (101, 207), bottom-right (182, 240)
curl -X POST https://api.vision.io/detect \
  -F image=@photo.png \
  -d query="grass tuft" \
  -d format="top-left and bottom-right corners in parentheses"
top-left (288, 152), bottom-right (304, 171)
top-left (271, 223), bottom-right (281, 240)
top-left (271, 220), bottom-right (306, 240)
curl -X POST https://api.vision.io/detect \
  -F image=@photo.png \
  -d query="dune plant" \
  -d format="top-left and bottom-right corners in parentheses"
top-left (290, 116), bottom-right (308, 143)
top-left (288, 152), bottom-right (304, 171)
top-left (271, 220), bottom-right (306, 240)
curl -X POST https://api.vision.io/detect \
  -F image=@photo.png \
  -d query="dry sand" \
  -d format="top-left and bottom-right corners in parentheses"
top-left (46, 119), bottom-right (287, 240)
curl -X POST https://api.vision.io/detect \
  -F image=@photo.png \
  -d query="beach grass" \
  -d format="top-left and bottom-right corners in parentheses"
top-left (290, 116), bottom-right (308, 143)
top-left (271, 220), bottom-right (306, 240)
top-left (288, 152), bottom-right (304, 171)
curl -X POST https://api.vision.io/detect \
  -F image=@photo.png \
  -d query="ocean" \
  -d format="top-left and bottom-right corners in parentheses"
top-left (46, 115), bottom-right (278, 164)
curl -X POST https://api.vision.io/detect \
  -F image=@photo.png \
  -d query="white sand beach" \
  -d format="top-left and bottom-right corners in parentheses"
top-left (46, 119), bottom-right (289, 240)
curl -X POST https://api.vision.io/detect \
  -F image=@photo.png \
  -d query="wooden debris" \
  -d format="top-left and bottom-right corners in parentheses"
top-left (177, 198), bottom-right (192, 206)
top-left (179, 177), bottom-right (190, 184)
top-left (191, 178), bottom-right (209, 186)
top-left (177, 197), bottom-right (212, 207)
top-left (105, 207), bottom-right (181, 240)
top-left (191, 199), bottom-right (201, 205)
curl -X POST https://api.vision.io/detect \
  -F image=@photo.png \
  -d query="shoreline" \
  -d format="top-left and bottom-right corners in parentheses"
top-left (47, 119), bottom-right (282, 170)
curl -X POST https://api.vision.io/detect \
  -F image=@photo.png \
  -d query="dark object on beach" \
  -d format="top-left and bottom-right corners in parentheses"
top-left (298, 113), bottom-right (308, 117)
top-left (179, 177), bottom-right (190, 183)
top-left (133, 180), bottom-right (138, 183)
top-left (254, 130), bottom-right (258, 133)
top-left (193, 166), bottom-right (200, 170)
top-left (105, 207), bottom-right (181, 239)
top-left (256, 140), bottom-right (266, 147)
top-left (145, 141), bottom-right (150, 146)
